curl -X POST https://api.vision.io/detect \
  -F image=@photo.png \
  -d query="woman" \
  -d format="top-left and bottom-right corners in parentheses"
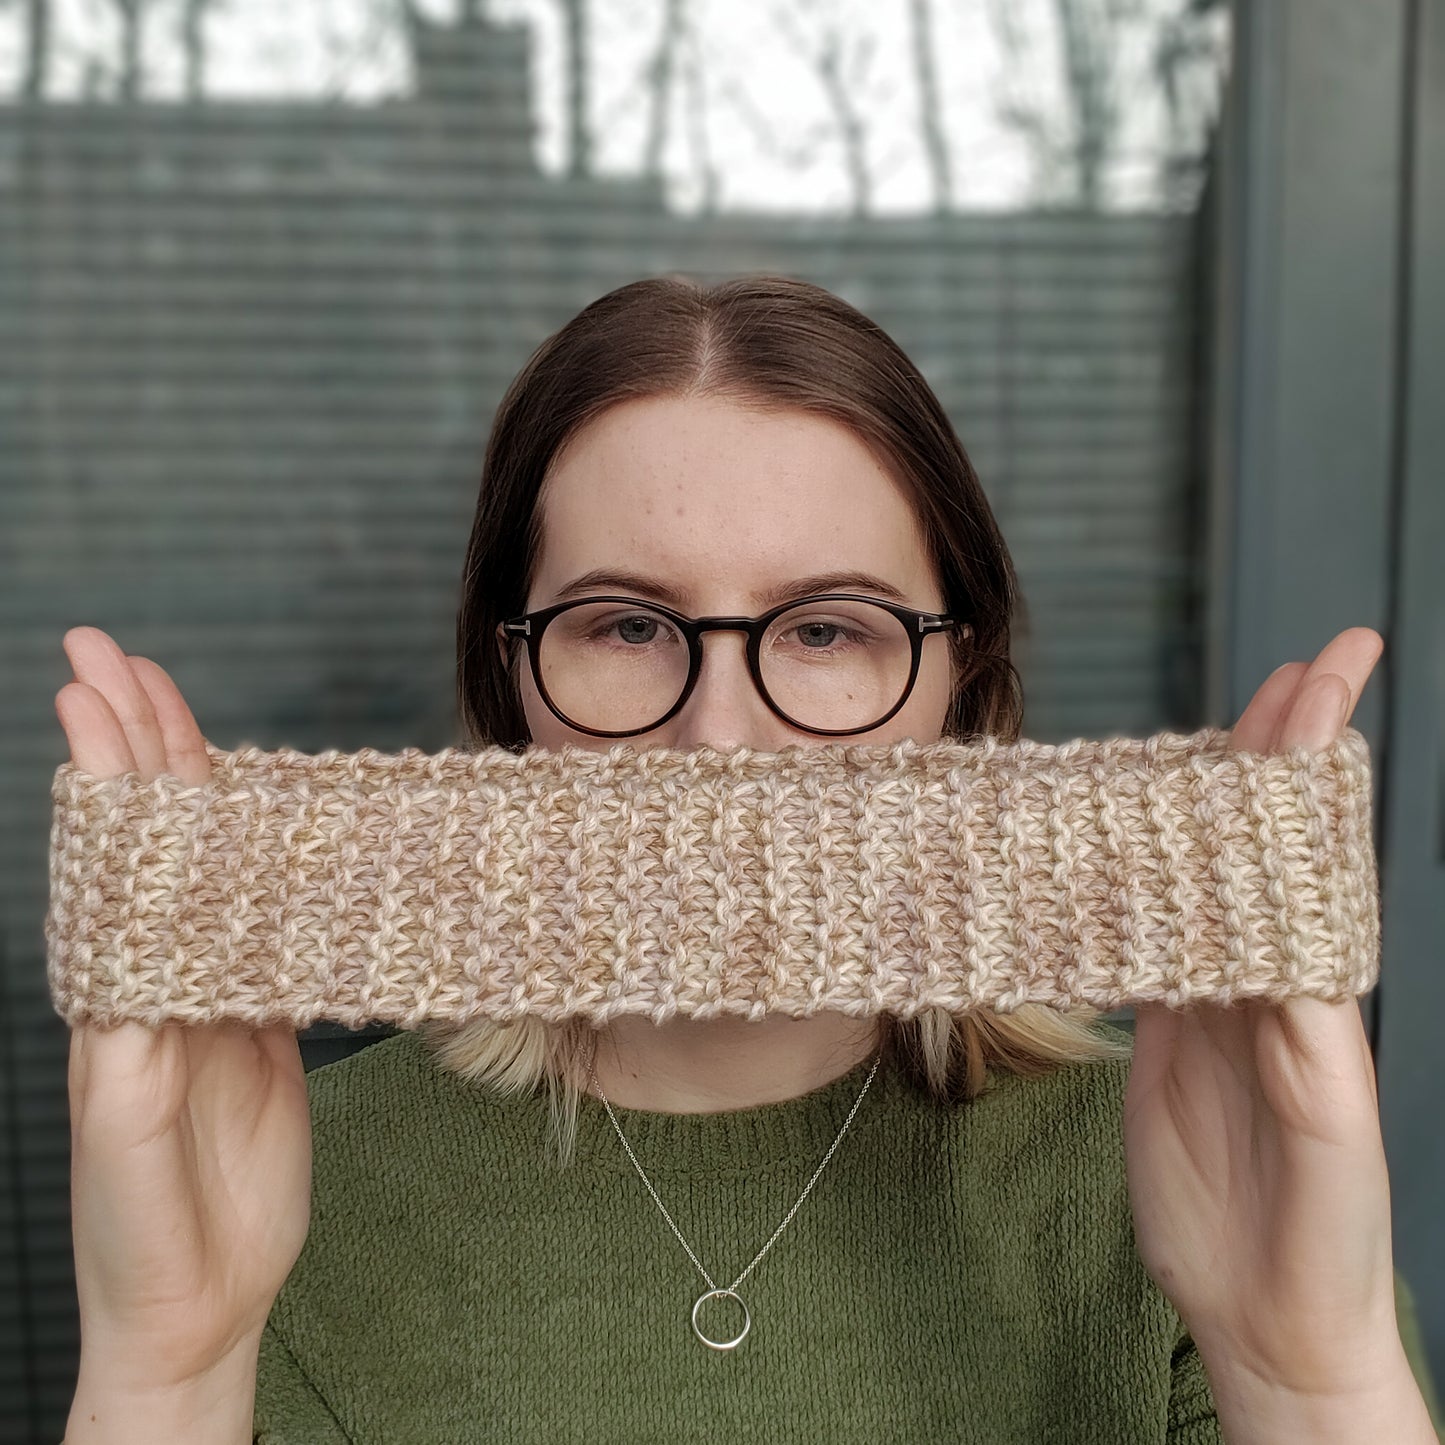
top-left (57, 276), bottom-right (1438, 1443)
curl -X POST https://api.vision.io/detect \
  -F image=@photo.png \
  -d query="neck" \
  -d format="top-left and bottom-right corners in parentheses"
top-left (583, 1012), bottom-right (883, 1113)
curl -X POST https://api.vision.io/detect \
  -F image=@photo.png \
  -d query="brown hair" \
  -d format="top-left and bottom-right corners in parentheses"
top-left (421, 273), bottom-right (1132, 1166)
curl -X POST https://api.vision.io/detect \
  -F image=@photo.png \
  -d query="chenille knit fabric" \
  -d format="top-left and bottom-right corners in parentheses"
top-left (249, 1027), bottom-right (1442, 1445)
top-left (46, 725), bottom-right (1381, 1032)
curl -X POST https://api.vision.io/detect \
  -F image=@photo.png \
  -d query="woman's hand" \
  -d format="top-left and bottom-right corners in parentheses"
top-left (1122, 627), bottom-right (1404, 1398)
top-left (57, 627), bottom-right (313, 1392)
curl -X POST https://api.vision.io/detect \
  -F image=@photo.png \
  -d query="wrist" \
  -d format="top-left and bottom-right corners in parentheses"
top-left (65, 1337), bottom-right (261, 1445)
top-left (1203, 1339), bottom-right (1438, 1445)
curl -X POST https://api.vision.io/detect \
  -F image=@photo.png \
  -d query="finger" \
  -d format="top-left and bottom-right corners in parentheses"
top-left (55, 681), bottom-right (139, 780)
top-left (1123, 1001), bottom-right (1181, 1122)
top-left (1228, 661), bottom-right (1310, 754)
top-left (62, 627), bottom-right (169, 781)
top-left (1259, 995), bottom-right (1378, 1140)
top-left (1274, 628), bottom-right (1384, 752)
top-left (69, 1019), bottom-right (174, 1134)
top-left (68, 1027), bottom-right (89, 1137)
top-left (129, 656), bottom-right (213, 788)
top-left (1277, 672), bottom-right (1352, 753)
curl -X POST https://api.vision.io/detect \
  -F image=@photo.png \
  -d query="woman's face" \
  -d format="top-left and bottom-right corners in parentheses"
top-left (507, 392), bottom-right (958, 754)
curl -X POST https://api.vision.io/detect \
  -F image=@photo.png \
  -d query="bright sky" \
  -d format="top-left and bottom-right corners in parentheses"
top-left (0, 0), bottom-right (1229, 214)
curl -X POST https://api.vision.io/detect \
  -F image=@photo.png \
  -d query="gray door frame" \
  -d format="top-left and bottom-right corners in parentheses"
top-left (1206, 0), bottom-right (1444, 1394)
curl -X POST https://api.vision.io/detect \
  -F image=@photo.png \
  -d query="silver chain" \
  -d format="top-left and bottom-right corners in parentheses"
top-left (588, 1046), bottom-right (883, 1351)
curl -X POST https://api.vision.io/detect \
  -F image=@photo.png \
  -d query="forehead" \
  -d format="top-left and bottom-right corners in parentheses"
top-left (538, 394), bottom-right (929, 576)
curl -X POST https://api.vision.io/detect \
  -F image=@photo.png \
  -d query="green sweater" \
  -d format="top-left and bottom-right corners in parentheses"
top-left (254, 1026), bottom-right (1442, 1444)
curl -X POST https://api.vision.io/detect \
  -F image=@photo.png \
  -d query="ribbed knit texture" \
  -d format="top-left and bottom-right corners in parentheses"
top-left (253, 1027), bottom-right (1223, 1444)
top-left (47, 726), bottom-right (1380, 1031)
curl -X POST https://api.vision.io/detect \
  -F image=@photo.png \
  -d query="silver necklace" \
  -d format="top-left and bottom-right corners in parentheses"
top-left (587, 1048), bottom-right (884, 1351)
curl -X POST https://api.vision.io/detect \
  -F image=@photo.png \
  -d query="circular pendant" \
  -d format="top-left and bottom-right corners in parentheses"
top-left (691, 1287), bottom-right (750, 1350)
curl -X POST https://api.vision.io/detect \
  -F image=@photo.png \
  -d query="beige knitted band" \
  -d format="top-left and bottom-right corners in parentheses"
top-left (45, 726), bottom-right (1381, 1032)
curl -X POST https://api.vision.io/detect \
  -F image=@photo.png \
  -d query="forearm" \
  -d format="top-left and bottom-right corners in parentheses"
top-left (1205, 1336), bottom-right (1439, 1445)
top-left (64, 1338), bottom-right (260, 1445)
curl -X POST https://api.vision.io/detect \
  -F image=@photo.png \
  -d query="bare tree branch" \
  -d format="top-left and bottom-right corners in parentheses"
top-left (23, 0), bottom-right (51, 99)
top-left (771, 0), bottom-right (873, 217)
top-left (323, 0), bottom-right (407, 104)
top-left (180, 0), bottom-right (221, 101)
top-left (987, 0), bottom-right (1145, 207)
top-left (1150, 0), bottom-right (1228, 206)
top-left (559, 0), bottom-right (589, 177)
top-left (642, 0), bottom-right (683, 182)
top-left (1053, 0), bottom-right (1145, 207)
top-left (714, 74), bottom-right (834, 168)
top-left (908, 0), bottom-right (951, 212)
top-left (112, 0), bottom-right (142, 100)
top-left (682, 7), bottom-right (717, 211)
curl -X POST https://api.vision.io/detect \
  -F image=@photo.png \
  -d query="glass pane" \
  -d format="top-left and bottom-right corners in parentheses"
top-left (2, 3), bottom-right (1232, 1432)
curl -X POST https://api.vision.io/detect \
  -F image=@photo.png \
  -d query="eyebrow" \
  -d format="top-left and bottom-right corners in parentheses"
top-left (549, 568), bottom-right (913, 611)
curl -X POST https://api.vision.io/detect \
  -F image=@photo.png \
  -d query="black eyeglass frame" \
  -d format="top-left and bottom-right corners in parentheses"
top-left (499, 593), bottom-right (973, 739)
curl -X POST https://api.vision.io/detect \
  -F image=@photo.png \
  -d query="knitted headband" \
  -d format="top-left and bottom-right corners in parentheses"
top-left (45, 726), bottom-right (1381, 1032)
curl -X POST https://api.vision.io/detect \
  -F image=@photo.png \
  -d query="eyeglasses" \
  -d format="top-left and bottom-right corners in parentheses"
top-left (499, 593), bottom-right (972, 739)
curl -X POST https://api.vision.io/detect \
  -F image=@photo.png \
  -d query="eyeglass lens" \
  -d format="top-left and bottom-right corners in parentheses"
top-left (537, 599), bottom-right (916, 734)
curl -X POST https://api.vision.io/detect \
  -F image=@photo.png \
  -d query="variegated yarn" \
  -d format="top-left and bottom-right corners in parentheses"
top-left (45, 726), bottom-right (1381, 1031)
